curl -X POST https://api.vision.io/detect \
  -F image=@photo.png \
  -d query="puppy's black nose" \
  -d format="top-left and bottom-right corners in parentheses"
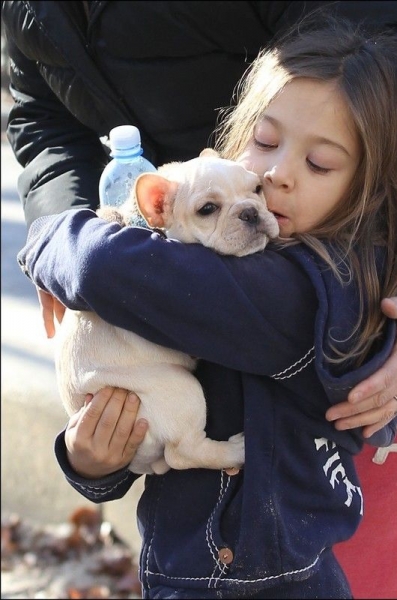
top-left (239, 207), bottom-right (259, 225)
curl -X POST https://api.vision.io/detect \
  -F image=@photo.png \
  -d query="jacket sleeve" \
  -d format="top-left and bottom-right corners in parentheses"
top-left (54, 430), bottom-right (139, 503)
top-left (18, 209), bottom-right (318, 377)
top-left (4, 36), bottom-right (109, 228)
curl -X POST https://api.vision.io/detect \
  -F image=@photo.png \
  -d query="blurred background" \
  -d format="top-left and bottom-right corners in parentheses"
top-left (1, 20), bottom-right (143, 558)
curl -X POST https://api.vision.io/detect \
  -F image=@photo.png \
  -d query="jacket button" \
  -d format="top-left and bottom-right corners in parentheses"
top-left (218, 547), bottom-right (234, 565)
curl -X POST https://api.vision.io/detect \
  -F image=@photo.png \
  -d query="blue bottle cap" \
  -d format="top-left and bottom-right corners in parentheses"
top-left (109, 125), bottom-right (141, 152)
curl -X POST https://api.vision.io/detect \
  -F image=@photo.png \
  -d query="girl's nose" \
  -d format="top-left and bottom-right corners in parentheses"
top-left (263, 164), bottom-right (294, 191)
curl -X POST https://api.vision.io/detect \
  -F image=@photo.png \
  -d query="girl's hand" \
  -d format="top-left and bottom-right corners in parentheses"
top-left (326, 297), bottom-right (397, 438)
top-left (37, 287), bottom-right (66, 338)
top-left (65, 387), bottom-right (148, 478)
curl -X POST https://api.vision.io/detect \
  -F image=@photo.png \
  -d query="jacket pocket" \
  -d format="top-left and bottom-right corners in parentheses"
top-left (138, 469), bottom-right (243, 591)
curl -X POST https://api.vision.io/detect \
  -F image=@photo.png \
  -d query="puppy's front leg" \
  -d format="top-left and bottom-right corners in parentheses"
top-left (96, 206), bottom-right (127, 226)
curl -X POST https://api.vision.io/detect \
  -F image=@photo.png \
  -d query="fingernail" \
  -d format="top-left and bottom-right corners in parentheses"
top-left (328, 413), bottom-right (340, 421)
top-left (325, 407), bottom-right (337, 420)
top-left (136, 419), bottom-right (148, 430)
top-left (128, 392), bottom-right (138, 403)
top-left (349, 392), bottom-right (362, 403)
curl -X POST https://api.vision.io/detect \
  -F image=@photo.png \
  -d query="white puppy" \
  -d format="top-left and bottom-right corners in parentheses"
top-left (55, 149), bottom-right (279, 475)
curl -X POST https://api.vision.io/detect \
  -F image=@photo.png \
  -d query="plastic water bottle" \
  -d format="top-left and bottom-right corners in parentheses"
top-left (99, 125), bottom-right (157, 226)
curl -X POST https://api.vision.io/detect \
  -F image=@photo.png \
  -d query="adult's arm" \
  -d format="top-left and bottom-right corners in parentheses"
top-left (4, 36), bottom-right (108, 227)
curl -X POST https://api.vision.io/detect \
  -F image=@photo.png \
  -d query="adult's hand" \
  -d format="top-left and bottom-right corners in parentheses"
top-left (65, 387), bottom-right (148, 479)
top-left (37, 287), bottom-right (66, 338)
top-left (326, 297), bottom-right (397, 438)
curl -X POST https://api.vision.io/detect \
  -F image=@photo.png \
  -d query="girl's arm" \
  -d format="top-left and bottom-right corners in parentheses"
top-left (18, 209), bottom-right (317, 377)
top-left (54, 388), bottom-right (147, 502)
top-left (40, 290), bottom-right (397, 436)
top-left (327, 298), bottom-right (397, 438)
top-left (65, 388), bottom-right (148, 479)
top-left (20, 210), bottom-right (396, 434)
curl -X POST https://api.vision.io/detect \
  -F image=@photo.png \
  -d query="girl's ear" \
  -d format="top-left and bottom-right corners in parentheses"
top-left (199, 147), bottom-right (219, 158)
top-left (135, 174), bottom-right (178, 228)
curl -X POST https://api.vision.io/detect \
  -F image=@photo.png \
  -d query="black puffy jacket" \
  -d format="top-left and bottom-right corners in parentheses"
top-left (2, 1), bottom-right (397, 227)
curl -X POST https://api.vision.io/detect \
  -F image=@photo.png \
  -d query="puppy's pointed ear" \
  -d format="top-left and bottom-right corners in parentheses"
top-left (135, 173), bottom-right (178, 228)
top-left (199, 147), bottom-right (219, 158)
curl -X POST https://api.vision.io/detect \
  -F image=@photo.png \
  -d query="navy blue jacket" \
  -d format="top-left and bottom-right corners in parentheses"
top-left (18, 209), bottom-right (396, 597)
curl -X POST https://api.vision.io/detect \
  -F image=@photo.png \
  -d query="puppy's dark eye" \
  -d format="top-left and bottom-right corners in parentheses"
top-left (197, 202), bottom-right (218, 216)
top-left (254, 184), bottom-right (262, 195)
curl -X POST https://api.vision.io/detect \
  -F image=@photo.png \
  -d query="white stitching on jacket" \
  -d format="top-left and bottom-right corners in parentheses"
top-left (145, 548), bottom-right (323, 584)
top-left (73, 473), bottom-right (130, 496)
top-left (143, 477), bottom-right (163, 591)
top-left (270, 346), bottom-right (315, 380)
top-left (206, 471), bottom-right (230, 588)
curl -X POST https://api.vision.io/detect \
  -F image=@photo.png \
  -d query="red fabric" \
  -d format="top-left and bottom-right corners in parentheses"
top-left (334, 443), bottom-right (397, 599)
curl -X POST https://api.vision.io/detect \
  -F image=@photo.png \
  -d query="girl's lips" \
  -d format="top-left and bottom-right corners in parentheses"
top-left (269, 211), bottom-right (291, 236)
top-left (271, 211), bottom-right (288, 224)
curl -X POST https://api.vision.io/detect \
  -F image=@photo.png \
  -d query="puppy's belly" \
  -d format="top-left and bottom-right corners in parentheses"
top-left (57, 310), bottom-right (195, 366)
top-left (55, 309), bottom-right (203, 430)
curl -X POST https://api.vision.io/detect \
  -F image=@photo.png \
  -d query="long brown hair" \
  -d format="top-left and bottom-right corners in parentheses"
top-left (216, 16), bottom-right (397, 365)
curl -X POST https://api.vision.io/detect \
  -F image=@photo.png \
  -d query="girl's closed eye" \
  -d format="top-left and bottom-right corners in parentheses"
top-left (307, 159), bottom-right (332, 174)
top-left (253, 122), bottom-right (279, 151)
top-left (253, 137), bottom-right (277, 150)
top-left (254, 136), bottom-right (333, 174)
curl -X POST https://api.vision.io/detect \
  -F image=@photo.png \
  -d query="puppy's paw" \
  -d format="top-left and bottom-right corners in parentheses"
top-left (228, 432), bottom-right (244, 445)
top-left (151, 457), bottom-right (171, 475)
top-left (199, 147), bottom-right (220, 158)
top-left (96, 206), bottom-right (127, 226)
top-left (226, 432), bottom-right (245, 469)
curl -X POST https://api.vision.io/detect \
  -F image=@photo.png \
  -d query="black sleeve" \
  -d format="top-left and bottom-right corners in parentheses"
top-left (4, 35), bottom-right (109, 228)
top-left (253, 1), bottom-right (397, 36)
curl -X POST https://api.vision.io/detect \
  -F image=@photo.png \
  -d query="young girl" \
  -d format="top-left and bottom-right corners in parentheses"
top-left (18, 17), bottom-right (397, 599)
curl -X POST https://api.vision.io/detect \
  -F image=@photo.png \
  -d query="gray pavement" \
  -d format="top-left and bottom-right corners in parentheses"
top-left (1, 112), bottom-right (144, 556)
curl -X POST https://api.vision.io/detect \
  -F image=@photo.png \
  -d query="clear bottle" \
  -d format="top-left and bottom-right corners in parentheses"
top-left (99, 125), bottom-right (157, 226)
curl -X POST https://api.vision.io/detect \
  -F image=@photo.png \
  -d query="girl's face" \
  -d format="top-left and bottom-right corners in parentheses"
top-left (237, 79), bottom-right (361, 237)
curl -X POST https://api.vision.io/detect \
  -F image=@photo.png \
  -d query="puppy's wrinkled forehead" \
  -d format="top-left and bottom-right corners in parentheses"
top-left (159, 157), bottom-right (260, 194)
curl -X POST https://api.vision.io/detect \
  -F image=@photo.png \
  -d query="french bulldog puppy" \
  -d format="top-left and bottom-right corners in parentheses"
top-left (55, 149), bottom-right (279, 475)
